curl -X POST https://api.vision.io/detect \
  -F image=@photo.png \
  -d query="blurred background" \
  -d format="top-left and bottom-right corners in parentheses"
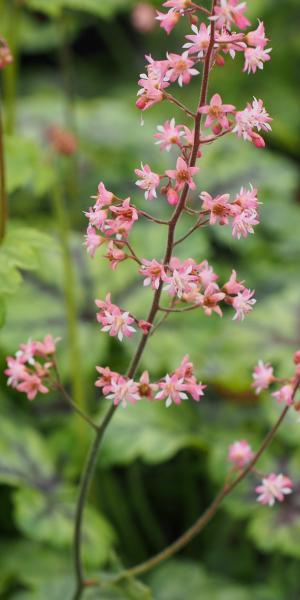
top-left (0, 0), bottom-right (299, 598)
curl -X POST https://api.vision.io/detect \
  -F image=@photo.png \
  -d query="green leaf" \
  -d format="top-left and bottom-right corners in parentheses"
top-left (5, 135), bottom-right (55, 195)
top-left (99, 400), bottom-right (205, 467)
top-left (24, 0), bottom-right (135, 18)
top-left (14, 486), bottom-right (115, 567)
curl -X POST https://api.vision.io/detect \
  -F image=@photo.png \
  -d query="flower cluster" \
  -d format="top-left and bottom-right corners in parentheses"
top-left (96, 355), bottom-right (205, 408)
top-left (5, 336), bottom-right (59, 401)
top-left (200, 184), bottom-right (260, 239)
top-left (252, 351), bottom-right (300, 408)
top-left (95, 294), bottom-right (151, 341)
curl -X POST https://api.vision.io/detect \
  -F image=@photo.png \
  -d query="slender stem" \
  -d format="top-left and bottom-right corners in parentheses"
top-left (72, 5), bottom-right (217, 596)
top-left (158, 304), bottom-right (200, 314)
top-left (163, 92), bottom-right (196, 119)
top-left (108, 378), bottom-right (300, 583)
top-left (200, 127), bottom-right (234, 144)
top-left (56, 382), bottom-right (98, 431)
top-left (138, 209), bottom-right (169, 225)
top-left (174, 217), bottom-right (209, 247)
top-left (0, 98), bottom-right (7, 242)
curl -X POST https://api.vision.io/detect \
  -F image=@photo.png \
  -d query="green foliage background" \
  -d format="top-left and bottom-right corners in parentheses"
top-left (0, 0), bottom-right (299, 598)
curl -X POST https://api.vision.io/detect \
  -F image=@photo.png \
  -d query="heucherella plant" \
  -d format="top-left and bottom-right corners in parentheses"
top-left (4, 2), bottom-right (300, 598)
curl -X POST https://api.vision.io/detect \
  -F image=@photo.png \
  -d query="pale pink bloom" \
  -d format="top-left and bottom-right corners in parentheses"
top-left (173, 356), bottom-right (206, 401)
top-left (105, 241), bottom-right (126, 270)
top-left (135, 163), bottom-right (160, 200)
top-left (166, 156), bottom-right (199, 190)
top-left (233, 185), bottom-right (259, 211)
top-left (95, 366), bottom-right (120, 394)
top-left (234, 98), bottom-right (272, 143)
top-left (174, 354), bottom-right (194, 380)
top-left (165, 51), bottom-right (199, 87)
top-left (164, 257), bottom-right (198, 298)
top-left (140, 259), bottom-right (166, 290)
top-left (106, 378), bottom-right (140, 407)
top-left (252, 360), bottom-right (274, 394)
top-left (184, 380), bottom-right (206, 401)
top-left (84, 225), bottom-right (104, 257)
top-left (95, 295), bottom-right (136, 341)
top-left (154, 118), bottom-right (184, 151)
top-left (232, 288), bottom-right (256, 321)
top-left (156, 9), bottom-right (180, 34)
top-left (243, 46), bottom-right (271, 74)
top-left (35, 335), bottom-right (60, 356)
top-left (138, 371), bottom-right (158, 398)
top-left (166, 187), bottom-right (179, 205)
top-left (228, 440), bottom-right (254, 469)
top-left (156, 373), bottom-right (188, 407)
top-left (214, 29), bottom-right (246, 59)
top-left (5, 356), bottom-right (28, 388)
top-left (91, 182), bottom-right (114, 208)
top-left (231, 208), bottom-right (259, 239)
top-left (256, 473), bottom-right (293, 507)
top-left (200, 191), bottom-right (233, 225)
top-left (131, 3), bottom-right (156, 33)
top-left (136, 85), bottom-right (165, 111)
top-left (17, 372), bottom-right (49, 401)
top-left (272, 384), bottom-right (294, 407)
top-left (183, 23), bottom-right (211, 58)
top-left (213, 0), bottom-right (250, 31)
top-left (84, 206), bottom-right (108, 229)
top-left (223, 270), bottom-right (244, 295)
top-left (137, 57), bottom-right (170, 110)
top-left (198, 94), bottom-right (235, 130)
top-left (145, 54), bottom-right (170, 80)
top-left (197, 260), bottom-right (218, 289)
top-left (198, 283), bottom-right (225, 317)
top-left (110, 198), bottom-right (138, 224)
top-left (103, 218), bottom-right (134, 240)
top-left (95, 293), bottom-right (115, 314)
top-left (17, 340), bottom-right (38, 365)
top-left (246, 21), bottom-right (269, 49)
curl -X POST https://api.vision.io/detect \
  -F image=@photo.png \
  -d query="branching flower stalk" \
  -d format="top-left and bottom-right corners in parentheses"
top-left (4, 2), bottom-right (300, 599)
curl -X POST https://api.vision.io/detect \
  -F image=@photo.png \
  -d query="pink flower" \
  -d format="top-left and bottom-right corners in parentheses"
top-left (223, 270), bottom-right (245, 295)
top-left (243, 46), bottom-right (272, 74)
top-left (233, 185), bottom-right (259, 211)
top-left (156, 373), bottom-right (188, 407)
top-left (95, 295), bottom-right (136, 341)
top-left (228, 440), bottom-right (254, 469)
top-left (214, 30), bottom-right (246, 60)
top-left (234, 98), bottom-right (272, 144)
top-left (163, 257), bottom-right (198, 298)
top-left (156, 9), bottom-right (180, 34)
top-left (138, 320), bottom-right (152, 334)
top-left (183, 23), bottom-right (211, 57)
top-left (200, 191), bottom-right (233, 225)
top-left (166, 156), bottom-right (199, 190)
top-left (84, 225), bottom-right (105, 257)
top-left (163, 0), bottom-right (192, 9)
top-left (135, 163), bottom-right (160, 200)
top-left (197, 260), bottom-right (218, 289)
top-left (173, 355), bottom-right (206, 401)
top-left (17, 340), bottom-right (38, 365)
top-left (165, 51), bottom-right (199, 87)
top-left (138, 371), bottom-right (158, 398)
top-left (110, 198), bottom-right (139, 224)
top-left (84, 206), bottom-right (108, 229)
top-left (35, 335), bottom-right (60, 356)
top-left (5, 356), bottom-right (28, 388)
top-left (131, 3), bottom-right (156, 33)
top-left (154, 118), bottom-right (184, 151)
top-left (105, 241), bottom-right (127, 270)
top-left (198, 283), bottom-right (225, 317)
top-left (213, 0), bottom-right (250, 31)
top-left (198, 94), bottom-right (235, 130)
top-left (91, 182), bottom-right (114, 208)
top-left (272, 384), bottom-right (294, 407)
top-left (17, 372), bottom-right (49, 401)
top-left (106, 378), bottom-right (140, 407)
top-left (232, 288), bottom-right (256, 321)
top-left (252, 361), bottom-right (274, 394)
top-left (95, 366), bottom-right (120, 394)
top-left (137, 57), bottom-right (170, 110)
top-left (231, 208), bottom-right (260, 239)
top-left (166, 187), bottom-right (179, 205)
top-left (140, 259), bottom-right (166, 290)
top-left (246, 21), bottom-right (269, 49)
top-left (256, 473), bottom-right (293, 507)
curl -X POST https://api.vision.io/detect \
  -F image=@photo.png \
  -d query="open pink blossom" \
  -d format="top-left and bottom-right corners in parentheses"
top-left (156, 9), bottom-right (180, 35)
top-left (256, 473), bottom-right (293, 507)
top-left (166, 156), bottom-right (199, 190)
top-left (232, 288), bottom-right (256, 321)
top-left (165, 51), bottom-right (199, 87)
top-left (183, 23), bottom-right (211, 57)
top-left (17, 340), bottom-right (38, 365)
top-left (163, 257), bottom-right (198, 298)
top-left (213, 0), bottom-right (250, 31)
top-left (106, 378), bottom-right (140, 407)
top-left (228, 440), bottom-right (254, 469)
top-left (233, 186), bottom-right (259, 211)
top-left (5, 356), bottom-right (28, 388)
top-left (198, 283), bottom-right (225, 317)
top-left (154, 118), bottom-right (184, 151)
top-left (252, 361), bottom-right (274, 394)
top-left (231, 208), bottom-right (260, 239)
top-left (17, 372), bottom-right (49, 401)
top-left (138, 371), bottom-right (158, 399)
top-left (246, 21), bottom-right (269, 49)
top-left (84, 225), bottom-right (105, 257)
top-left (84, 206), bottom-right (108, 229)
top-left (200, 191), bottom-right (233, 225)
top-left (135, 163), bottom-right (160, 200)
top-left (140, 259), bottom-right (166, 290)
top-left (243, 46), bottom-right (272, 74)
top-left (35, 335), bottom-right (60, 356)
top-left (234, 98), bottom-right (272, 144)
top-left (272, 384), bottom-right (294, 407)
top-left (197, 261), bottom-right (219, 289)
top-left (156, 373), bottom-right (188, 407)
top-left (214, 30), bottom-right (246, 60)
top-left (223, 270), bottom-right (245, 295)
top-left (95, 366), bottom-right (120, 394)
top-left (95, 295), bottom-right (136, 341)
top-left (91, 182), bottom-right (114, 208)
top-left (105, 241), bottom-right (127, 270)
top-left (198, 94), bottom-right (235, 130)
